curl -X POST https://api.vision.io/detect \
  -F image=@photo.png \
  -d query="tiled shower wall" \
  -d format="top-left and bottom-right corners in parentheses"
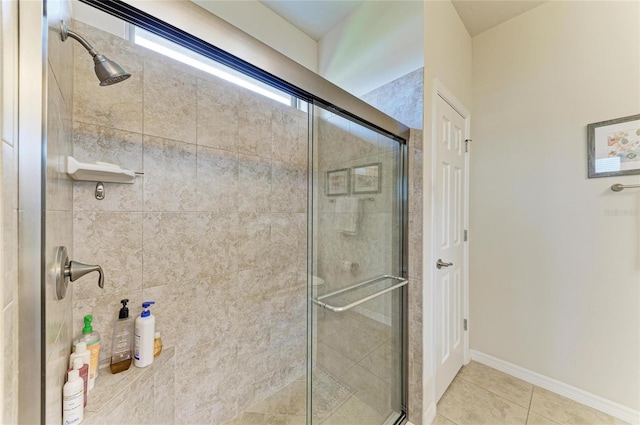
top-left (45, 1), bottom-right (76, 424)
top-left (70, 22), bottom-right (307, 424)
top-left (361, 67), bottom-right (424, 424)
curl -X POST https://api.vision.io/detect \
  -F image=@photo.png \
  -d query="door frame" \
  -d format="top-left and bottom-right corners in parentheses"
top-left (16, 0), bottom-right (47, 423)
top-left (430, 79), bottom-right (471, 397)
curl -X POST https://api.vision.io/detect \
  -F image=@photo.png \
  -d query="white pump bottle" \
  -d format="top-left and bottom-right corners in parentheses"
top-left (134, 301), bottom-right (156, 368)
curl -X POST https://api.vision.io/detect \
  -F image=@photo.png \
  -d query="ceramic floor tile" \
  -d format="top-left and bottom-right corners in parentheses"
top-left (529, 387), bottom-right (629, 425)
top-left (527, 412), bottom-right (561, 425)
top-left (457, 361), bottom-right (533, 408)
top-left (438, 377), bottom-right (529, 425)
top-left (287, 415), bottom-right (307, 425)
top-left (432, 414), bottom-right (457, 425)
top-left (332, 395), bottom-right (384, 423)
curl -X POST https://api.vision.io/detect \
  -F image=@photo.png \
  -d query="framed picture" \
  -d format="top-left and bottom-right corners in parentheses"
top-left (352, 163), bottom-right (381, 194)
top-left (588, 114), bottom-right (640, 178)
top-left (326, 168), bottom-right (349, 196)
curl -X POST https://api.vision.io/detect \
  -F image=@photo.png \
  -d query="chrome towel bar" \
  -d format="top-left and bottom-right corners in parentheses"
top-left (611, 183), bottom-right (640, 192)
top-left (312, 275), bottom-right (408, 313)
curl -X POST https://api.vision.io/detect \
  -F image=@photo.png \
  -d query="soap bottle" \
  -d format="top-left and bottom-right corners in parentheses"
top-left (69, 357), bottom-right (88, 407)
top-left (110, 299), bottom-right (133, 374)
top-left (62, 369), bottom-right (84, 425)
top-left (69, 341), bottom-right (91, 379)
top-left (74, 315), bottom-right (100, 390)
top-left (134, 301), bottom-right (155, 368)
top-left (153, 331), bottom-right (162, 358)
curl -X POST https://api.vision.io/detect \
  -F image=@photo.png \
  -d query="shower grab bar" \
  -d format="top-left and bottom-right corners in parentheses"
top-left (312, 275), bottom-right (408, 313)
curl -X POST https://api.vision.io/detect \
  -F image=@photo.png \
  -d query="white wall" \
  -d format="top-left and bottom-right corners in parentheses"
top-left (422, 1), bottom-right (472, 421)
top-left (318, 0), bottom-right (423, 97)
top-left (192, 0), bottom-right (317, 72)
top-left (470, 0), bottom-right (640, 411)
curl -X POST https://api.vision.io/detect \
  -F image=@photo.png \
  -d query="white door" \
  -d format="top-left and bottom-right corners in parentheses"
top-left (434, 93), bottom-right (468, 401)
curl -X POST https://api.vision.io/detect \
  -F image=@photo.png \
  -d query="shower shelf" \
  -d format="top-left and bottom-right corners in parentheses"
top-left (66, 156), bottom-right (138, 184)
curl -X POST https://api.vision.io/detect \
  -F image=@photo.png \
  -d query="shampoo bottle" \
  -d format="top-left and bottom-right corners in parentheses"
top-left (134, 301), bottom-right (155, 368)
top-left (110, 299), bottom-right (133, 374)
top-left (74, 315), bottom-right (100, 390)
top-left (69, 357), bottom-right (88, 407)
top-left (62, 369), bottom-right (84, 425)
top-left (68, 341), bottom-right (91, 382)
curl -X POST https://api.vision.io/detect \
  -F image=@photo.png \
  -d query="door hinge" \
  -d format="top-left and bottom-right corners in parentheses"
top-left (464, 230), bottom-right (468, 242)
top-left (465, 139), bottom-right (472, 153)
top-left (464, 319), bottom-right (468, 331)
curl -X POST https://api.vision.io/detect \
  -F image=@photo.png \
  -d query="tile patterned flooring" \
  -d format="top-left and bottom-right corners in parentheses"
top-left (227, 360), bottom-right (629, 425)
top-left (435, 361), bottom-right (629, 425)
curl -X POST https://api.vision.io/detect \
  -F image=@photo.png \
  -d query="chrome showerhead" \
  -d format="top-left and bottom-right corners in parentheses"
top-left (60, 20), bottom-right (131, 86)
top-left (93, 54), bottom-right (131, 86)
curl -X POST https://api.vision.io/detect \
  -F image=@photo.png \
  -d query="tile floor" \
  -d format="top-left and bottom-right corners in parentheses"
top-left (435, 361), bottom-right (629, 425)
top-left (227, 360), bottom-right (629, 425)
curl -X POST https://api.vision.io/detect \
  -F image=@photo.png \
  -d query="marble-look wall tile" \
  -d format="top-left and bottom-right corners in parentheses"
top-left (408, 146), bottom-right (423, 281)
top-left (143, 58), bottom-right (197, 144)
top-left (142, 212), bottom-right (238, 287)
top-left (73, 22), bottom-right (143, 134)
top-left (238, 154), bottom-right (271, 212)
top-left (270, 213), bottom-right (306, 273)
top-left (237, 90), bottom-right (274, 159)
top-left (143, 135), bottom-right (196, 212)
top-left (47, 66), bottom-right (73, 213)
top-left (362, 68), bottom-right (423, 131)
top-left (70, 22), bottom-right (313, 425)
top-left (154, 353), bottom-right (176, 424)
top-left (143, 276), bottom-right (237, 352)
top-left (271, 160), bottom-right (306, 213)
top-left (73, 212), bottom-right (143, 299)
top-left (197, 77), bottom-right (239, 152)
top-left (196, 145), bottom-right (238, 212)
top-left (272, 107), bottom-right (307, 167)
top-left (175, 338), bottom-right (238, 424)
top-left (408, 277), bottom-right (423, 425)
top-left (73, 122), bottom-right (143, 212)
top-left (47, 2), bottom-right (73, 108)
top-left (238, 213), bottom-right (272, 271)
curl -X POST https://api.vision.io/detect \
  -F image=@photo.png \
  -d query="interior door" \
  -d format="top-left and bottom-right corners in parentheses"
top-left (435, 94), bottom-right (468, 401)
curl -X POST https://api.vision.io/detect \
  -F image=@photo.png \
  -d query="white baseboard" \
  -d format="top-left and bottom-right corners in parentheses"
top-left (471, 350), bottom-right (640, 425)
top-left (422, 402), bottom-right (437, 425)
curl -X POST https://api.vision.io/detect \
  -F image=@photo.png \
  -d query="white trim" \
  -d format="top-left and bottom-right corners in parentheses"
top-left (423, 402), bottom-right (437, 425)
top-left (471, 350), bottom-right (640, 425)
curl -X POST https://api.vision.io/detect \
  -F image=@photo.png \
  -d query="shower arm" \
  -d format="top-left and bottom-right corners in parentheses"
top-left (60, 21), bottom-right (98, 57)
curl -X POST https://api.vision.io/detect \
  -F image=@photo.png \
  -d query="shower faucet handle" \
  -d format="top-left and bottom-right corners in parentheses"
top-left (65, 260), bottom-right (104, 289)
top-left (54, 246), bottom-right (104, 300)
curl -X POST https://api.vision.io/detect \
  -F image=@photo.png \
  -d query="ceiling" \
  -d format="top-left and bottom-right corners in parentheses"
top-left (259, 0), bottom-right (546, 40)
top-left (260, 0), bottom-right (364, 41)
top-left (451, 1), bottom-right (546, 36)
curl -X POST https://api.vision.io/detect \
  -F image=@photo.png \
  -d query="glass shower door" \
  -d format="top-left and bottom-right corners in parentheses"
top-left (309, 104), bottom-right (407, 424)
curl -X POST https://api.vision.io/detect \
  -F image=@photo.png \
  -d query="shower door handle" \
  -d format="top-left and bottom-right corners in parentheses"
top-left (436, 259), bottom-right (453, 269)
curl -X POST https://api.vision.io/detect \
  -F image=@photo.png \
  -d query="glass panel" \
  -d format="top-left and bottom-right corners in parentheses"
top-left (310, 105), bottom-right (405, 424)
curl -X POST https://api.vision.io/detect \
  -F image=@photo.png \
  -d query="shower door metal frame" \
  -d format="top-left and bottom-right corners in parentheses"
top-left (17, 0), bottom-right (47, 423)
top-left (28, 1), bottom-right (412, 424)
top-left (308, 101), bottom-right (409, 425)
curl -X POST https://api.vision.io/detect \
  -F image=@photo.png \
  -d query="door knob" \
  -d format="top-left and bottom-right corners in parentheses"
top-left (436, 259), bottom-right (453, 269)
top-left (54, 246), bottom-right (104, 300)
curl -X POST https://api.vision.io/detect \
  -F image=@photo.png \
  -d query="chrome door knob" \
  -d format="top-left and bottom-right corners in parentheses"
top-left (436, 259), bottom-right (453, 269)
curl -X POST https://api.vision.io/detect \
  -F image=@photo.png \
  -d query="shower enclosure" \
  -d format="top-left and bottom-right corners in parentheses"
top-left (20, 1), bottom-right (410, 424)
